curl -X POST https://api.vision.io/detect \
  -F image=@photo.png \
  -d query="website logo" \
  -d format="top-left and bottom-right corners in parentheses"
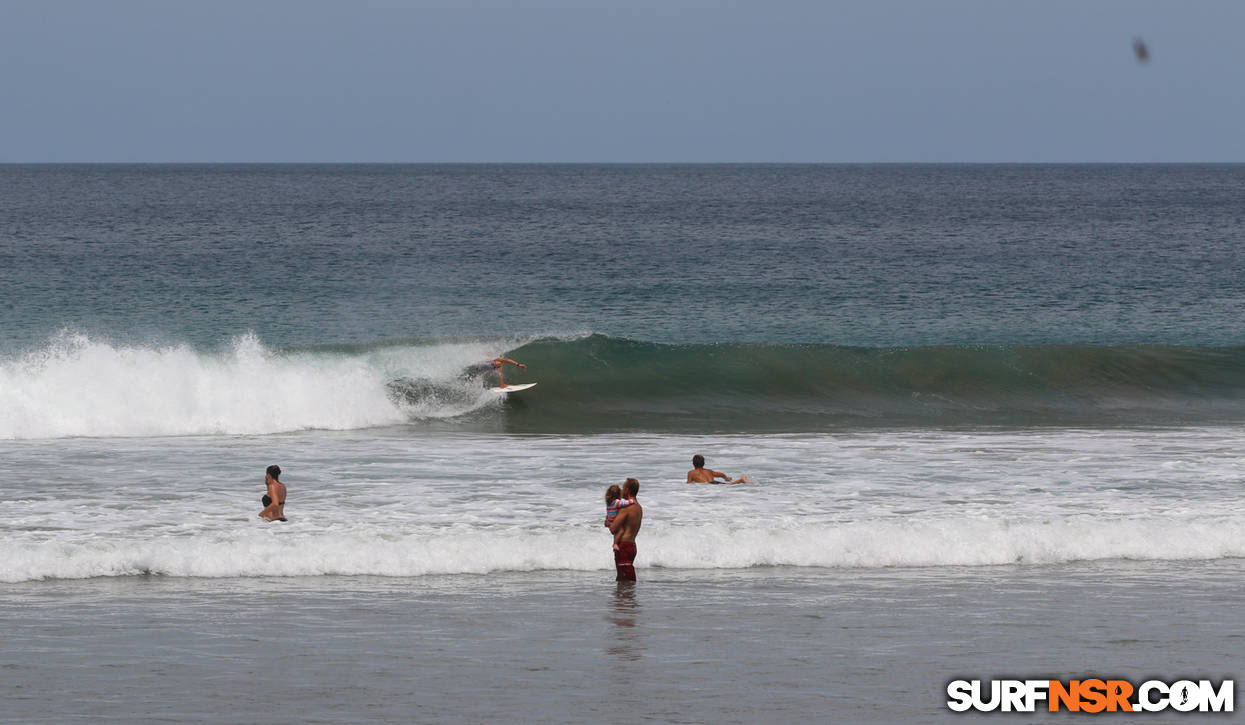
top-left (946, 678), bottom-right (1234, 713)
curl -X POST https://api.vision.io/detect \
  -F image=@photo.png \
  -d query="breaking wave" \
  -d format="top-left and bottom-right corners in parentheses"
top-left (7, 331), bottom-right (1245, 438)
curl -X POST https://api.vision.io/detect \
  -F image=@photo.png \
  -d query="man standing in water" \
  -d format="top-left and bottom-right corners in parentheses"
top-left (608, 478), bottom-right (642, 581)
top-left (258, 464), bottom-right (287, 522)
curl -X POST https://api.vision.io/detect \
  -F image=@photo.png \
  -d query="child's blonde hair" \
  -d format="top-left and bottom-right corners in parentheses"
top-left (605, 484), bottom-right (621, 503)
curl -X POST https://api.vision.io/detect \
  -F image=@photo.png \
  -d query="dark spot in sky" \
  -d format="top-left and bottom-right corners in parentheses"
top-left (1133, 38), bottom-right (1150, 63)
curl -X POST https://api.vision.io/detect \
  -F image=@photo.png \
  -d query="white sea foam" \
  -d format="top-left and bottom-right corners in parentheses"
top-left (2, 514), bottom-right (1242, 583)
top-left (4, 422), bottom-right (1245, 583)
top-left (0, 332), bottom-right (514, 439)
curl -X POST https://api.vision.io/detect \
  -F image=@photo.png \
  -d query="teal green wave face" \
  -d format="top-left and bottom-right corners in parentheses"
top-left (499, 335), bottom-right (1245, 432)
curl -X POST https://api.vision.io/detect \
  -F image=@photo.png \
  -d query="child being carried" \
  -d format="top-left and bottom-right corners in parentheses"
top-left (604, 483), bottom-right (636, 551)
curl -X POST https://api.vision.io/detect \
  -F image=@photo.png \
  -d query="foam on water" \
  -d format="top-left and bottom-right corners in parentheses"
top-left (10, 330), bottom-right (1245, 440)
top-left (3, 427), bottom-right (1244, 583)
top-left (0, 332), bottom-right (528, 439)
top-left (3, 514), bottom-right (1243, 583)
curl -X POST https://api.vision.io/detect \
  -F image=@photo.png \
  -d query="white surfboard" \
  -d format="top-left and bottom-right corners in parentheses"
top-left (489, 382), bottom-right (537, 393)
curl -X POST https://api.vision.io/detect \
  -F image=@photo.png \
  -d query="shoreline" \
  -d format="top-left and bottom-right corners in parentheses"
top-left (5, 561), bottom-right (1241, 724)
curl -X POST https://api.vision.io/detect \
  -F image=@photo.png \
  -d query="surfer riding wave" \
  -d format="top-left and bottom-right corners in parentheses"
top-left (463, 357), bottom-right (526, 388)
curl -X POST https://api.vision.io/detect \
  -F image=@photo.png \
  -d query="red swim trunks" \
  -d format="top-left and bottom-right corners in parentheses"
top-left (614, 541), bottom-right (637, 581)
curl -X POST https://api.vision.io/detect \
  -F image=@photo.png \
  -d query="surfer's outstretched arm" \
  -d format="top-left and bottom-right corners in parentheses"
top-left (493, 357), bottom-right (526, 387)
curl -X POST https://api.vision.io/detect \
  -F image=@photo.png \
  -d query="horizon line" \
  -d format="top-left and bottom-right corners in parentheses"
top-left (3, 160), bottom-right (1244, 166)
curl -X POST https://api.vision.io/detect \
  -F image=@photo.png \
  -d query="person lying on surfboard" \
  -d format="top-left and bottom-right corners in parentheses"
top-left (464, 357), bottom-right (526, 388)
top-left (686, 454), bottom-right (749, 484)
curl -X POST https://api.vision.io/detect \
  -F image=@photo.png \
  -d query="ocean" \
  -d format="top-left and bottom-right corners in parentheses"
top-left (1, 164), bottom-right (1242, 723)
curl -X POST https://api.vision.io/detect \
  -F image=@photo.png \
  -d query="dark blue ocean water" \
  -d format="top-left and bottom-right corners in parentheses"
top-left (5, 165), bottom-right (1245, 724)
top-left (5, 163), bottom-right (1245, 432)
top-left (3, 163), bottom-right (1244, 352)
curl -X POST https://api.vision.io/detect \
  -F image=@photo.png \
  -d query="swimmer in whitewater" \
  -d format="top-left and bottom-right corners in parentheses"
top-left (686, 454), bottom-right (749, 484)
top-left (258, 464), bottom-right (287, 521)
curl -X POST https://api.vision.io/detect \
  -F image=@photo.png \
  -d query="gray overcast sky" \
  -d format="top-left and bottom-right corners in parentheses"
top-left (2, 0), bottom-right (1243, 162)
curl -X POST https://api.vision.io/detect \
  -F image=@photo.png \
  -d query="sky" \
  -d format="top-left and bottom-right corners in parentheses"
top-left (2, 0), bottom-right (1243, 163)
